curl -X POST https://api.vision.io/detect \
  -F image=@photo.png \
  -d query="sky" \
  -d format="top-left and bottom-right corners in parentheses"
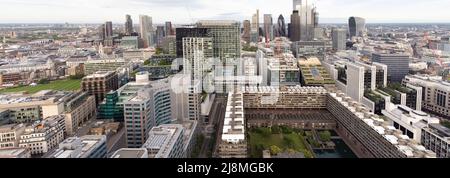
top-left (0, 0), bottom-right (449, 24)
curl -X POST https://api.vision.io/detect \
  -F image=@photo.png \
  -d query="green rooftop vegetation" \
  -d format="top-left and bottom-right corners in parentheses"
top-left (365, 90), bottom-right (385, 103)
top-left (0, 79), bottom-right (81, 94)
top-left (442, 120), bottom-right (450, 129)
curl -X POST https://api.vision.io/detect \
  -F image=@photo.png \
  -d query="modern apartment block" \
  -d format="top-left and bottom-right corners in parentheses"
top-left (142, 124), bottom-right (185, 158)
top-left (47, 135), bottom-right (107, 158)
top-left (82, 71), bottom-right (119, 105)
top-left (18, 115), bottom-right (66, 155)
top-left (403, 75), bottom-right (450, 118)
top-left (421, 124), bottom-right (450, 158)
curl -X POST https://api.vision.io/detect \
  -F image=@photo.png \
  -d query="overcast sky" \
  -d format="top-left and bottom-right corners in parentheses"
top-left (0, 0), bottom-right (449, 24)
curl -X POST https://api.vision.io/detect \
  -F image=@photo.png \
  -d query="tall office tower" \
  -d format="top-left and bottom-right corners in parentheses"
top-left (175, 27), bottom-right (209, 57)
top-left (372, 53), bottom-right (410, 83)
top-left (298, 0), bottom-right (317, 41)
top-left (82, 71), bottom-right (119, 105)
top-left (293, 0), bottom-right (302, 10)
top-left (348, 16), bottom-right (366, 38)
top-left (263, 14), bottom-right (273, 42)
top-left (104, 21), bottom-right (113, 38)
top-left (332, 28), bottom-right (347, 51)
top-left (98, 24), bottom-right (106, 40)
top-left (182, 37), bottom-right (214, 84)
top-left (242, 20), bottom-right (251, 43)
top-left (156, 26), bottom-right (165, 47)
top-left (290, 10), bottom-right (301, 41)
top-left (165, 22), bottom-right (174, 36)
top-left (277, 15), bottom-right (286, 37)
top-left (125, 15), bottom-right (133, 36)
top-left (139, 15), bottom-right (153, 48)
top-left (197, 20), bottom-right (241, 60)
top-left (251, 9), bottom-right (260, 42)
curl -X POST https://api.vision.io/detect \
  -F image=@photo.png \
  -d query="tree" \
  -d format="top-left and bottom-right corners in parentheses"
top-left (143, 60), bottom-right (151, 65)
top-left (271, 126), bottom-right (281, 134)
top-left (270, 145), bottom-right (282, 155)
top-left (319, 131), bottom-right (332, 142)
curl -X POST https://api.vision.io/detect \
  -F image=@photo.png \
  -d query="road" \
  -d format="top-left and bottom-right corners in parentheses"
top-left (198, 94), bottom-right (227, 158)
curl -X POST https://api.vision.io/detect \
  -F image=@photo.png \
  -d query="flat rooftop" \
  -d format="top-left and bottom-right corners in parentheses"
top-left (111, 148), bottom-right (148, 158)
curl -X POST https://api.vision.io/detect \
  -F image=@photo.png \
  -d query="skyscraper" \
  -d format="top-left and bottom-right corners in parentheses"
top-left (139, 15), bottom-right (153, 48)
top-left (372, 53), bottom-right (410, 83)
top-left (263, 14), bottom-right (273, 42)
top-left (242, 20), bottom-right (251, 43)
top-left (104, 21), bottom-right (113, 38)
top-left (98, 24), bottom-right (105, 40)
top-left (290, 10), bottom-right (301, 41)
top-left (332, 28), bottom-right (347, 51)
top-left (293, 0), bottom-right (302, 10)
top-left (298, 1), bottom-right (317, 41)
top-left (277, 15), bottom-right (286, 37)
top-left (125, 15), bottom-right (133, 36)
top-left (165, 21), bottom-right (173, 36)
top-left (348, 17), bottom-right (366, 38)
top-left (197, 20), bottom-right (241, 60)
top-left (251, 9), bottom-right (259, 43)
top-left (175, 27), bottom-right (209, 57)
top-left (156, 26), bottom-right (165, 47)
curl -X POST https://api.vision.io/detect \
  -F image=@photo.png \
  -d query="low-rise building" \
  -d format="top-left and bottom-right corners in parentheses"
top-left (18, 115), bottom-right (66, 155)
top-left (110, 148), bottom-right (149, 158)
top-left (421, 124), bottom-right (450, 158)
top-left (0, 148), bottom-right (31, 158)
top-left (47, 135), bottom-right (107, 158)
top-left (0, 124), bottom-right (25, 149)
top-left (142, 124), bottom-right (185, 158)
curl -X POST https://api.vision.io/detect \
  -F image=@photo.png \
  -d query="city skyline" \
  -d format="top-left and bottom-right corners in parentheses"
top-left (0, 0), bottom-right (449, 24)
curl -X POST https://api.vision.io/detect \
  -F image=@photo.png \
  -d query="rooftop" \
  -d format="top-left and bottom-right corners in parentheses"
top-left (111, 148), bottom-right (148, 158)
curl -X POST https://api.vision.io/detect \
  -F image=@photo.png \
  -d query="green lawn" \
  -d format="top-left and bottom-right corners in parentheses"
top-left (248, 127), bottom-right (313, 158)
top-left (0, 79), bottom-right (82, 94)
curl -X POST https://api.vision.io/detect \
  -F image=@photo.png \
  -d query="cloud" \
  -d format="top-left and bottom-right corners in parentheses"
top-left (0, 0), bottom-right (449, 23)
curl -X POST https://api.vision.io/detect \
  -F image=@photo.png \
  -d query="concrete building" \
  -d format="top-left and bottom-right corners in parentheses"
top-left (242, 20), bottom-right (251, 44)
top-left (218, 92), bottom-right (246, 158)
top-left (110, 148), bottom-right (149, 158)
top-left (421, 124), bottom-right (450, 158)
top-left (251, 9), bottom-right (260, 43)
top-left (48, 135), bottom-right (107, 158)
top-left (18, 115), bottom-right (66, 155)
top-left (291, 41), bottom-right (326, 60)
top-left (120, 36), bottom-right (139, 49)
top-left (372, 53), bottom-right (410, 83)
top-left (82, 71), bottom-right (119, 105)
top-left (182, 37), bottom-right (214, 89)
top-left (142, 124), bottom-right (185, 158)
top-left (139, 15), bottom-right (153, 48)
top-left (332, 28), bottom-right (347, 51)
top-left (0, 124), bottom-right (25, 149)
top-left (63, 91), bottom-right (97, 136)
top-left (0, 148), bottom-right (31, 158)
top-left (124, 78), bottom-right (172, 148)
top-left (0, 91), bottom-right (70, 123)
top-left (403, 75), bottom-right (450, 118)
top-left (383, 105), bottom-right (440, 142)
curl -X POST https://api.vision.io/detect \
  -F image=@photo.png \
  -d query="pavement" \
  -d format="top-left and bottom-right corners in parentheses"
top-left (198, 94), bottom-right (227, 158)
